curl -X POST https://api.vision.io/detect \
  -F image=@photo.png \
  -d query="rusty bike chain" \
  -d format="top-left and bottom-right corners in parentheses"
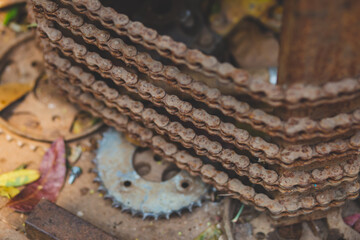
top-left (32, 0), bottom-right (360, 109)
top-left (31, 1), bottom-right (360, 143)
top-left (35, 18), bottom-right (360, 172)
top-left (31, 0), bottom-right (360, 220)
top-left (49, 73), bottom-right (360, 218)
top-left (31, 3), bottom-right (360, 143)
top-left (43, 48), bottom-right (360, 195)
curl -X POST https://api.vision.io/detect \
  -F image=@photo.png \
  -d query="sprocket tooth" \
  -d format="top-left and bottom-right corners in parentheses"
top-left (97, 185), bottom-right (106, 192)
top-left (112, 201), bottom-right (121, 208)
top-left (142, 213), bottom-right (150, 220)
top-left (165, 213), bottom-right (170, 220)
top-left (104, 193), bottom-right (112, 199)
top-left (121, 206), bottom-right (130, 212)
top-left (188, 204), bottom-right (193, 212)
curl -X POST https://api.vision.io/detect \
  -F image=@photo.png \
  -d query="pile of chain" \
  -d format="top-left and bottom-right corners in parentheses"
top-left (30, 0), bottom-right (360, 220)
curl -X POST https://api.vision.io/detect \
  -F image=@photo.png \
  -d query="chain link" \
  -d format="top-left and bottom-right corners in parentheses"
top-left (34, 0), bottom-right (360, 109)
top-left (52, 74), bottom-right (360, 218)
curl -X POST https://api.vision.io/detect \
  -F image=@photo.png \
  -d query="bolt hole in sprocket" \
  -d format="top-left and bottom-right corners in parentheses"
top-left (93, 128), bottom-right (209, 220)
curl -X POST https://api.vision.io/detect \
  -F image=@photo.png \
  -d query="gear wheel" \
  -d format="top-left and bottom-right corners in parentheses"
top-left (93, 128), bottom-right (209, 220)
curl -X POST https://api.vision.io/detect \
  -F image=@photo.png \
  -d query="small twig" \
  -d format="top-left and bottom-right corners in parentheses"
top-left (231, 204), bottom-right (244, 223)
top-left (217, 193), bottom-right (235, 197)
top-left (27, 23), bottom-right (37, 28)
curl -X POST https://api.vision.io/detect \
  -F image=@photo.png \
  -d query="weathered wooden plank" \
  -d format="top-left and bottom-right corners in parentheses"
top-left (278, 0), bottom-right (360, 85)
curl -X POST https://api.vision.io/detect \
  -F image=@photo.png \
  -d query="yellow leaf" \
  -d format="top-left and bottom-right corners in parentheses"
top-left (125, 134), bottom-right (142, 147)
top-left (71, 111), bottom-right (101, 134)
top-left (0, 82), bottom-right (34, 111)
top-left (0, 186), bottom-right (20, 199)
top-left (210, 0), bottom-right (277, 35)
top-left (68, 145), bottom-right (82, 164)
top-left (0, 169), bottom-right (40, 187)
top-left (194, 224), bottom-right (222, 240)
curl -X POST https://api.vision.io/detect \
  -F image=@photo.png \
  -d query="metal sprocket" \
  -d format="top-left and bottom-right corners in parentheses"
top-left (93, 128), bottom-right (209, 220)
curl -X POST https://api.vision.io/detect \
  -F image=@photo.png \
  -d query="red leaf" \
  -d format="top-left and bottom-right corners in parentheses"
top-left (344, 213), bottom-right (360, 227)
top-left (7, 138), bottom-right (66, 212)
top-left (353, 219), bottom-right (360, 233)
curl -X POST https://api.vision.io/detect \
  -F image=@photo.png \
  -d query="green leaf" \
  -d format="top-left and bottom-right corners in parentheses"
top-left (0, 186), bottom-right (20, 199)
top-left (3, 7), bottom-right (19, 26)
top-left (0, 169), bottom-right (40, 187)
top-left (194, 224), bottom-right (222, 240)
top-left (71, 111), bottom-right (101, 134)
top-left (7, 138), bottom-right (66, 212)
top-left (15, 163), bottom-right (28, 171)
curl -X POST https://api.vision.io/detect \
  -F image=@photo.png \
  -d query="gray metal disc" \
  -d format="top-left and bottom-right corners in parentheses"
top-left (94, 128), bottom-right (208, 219)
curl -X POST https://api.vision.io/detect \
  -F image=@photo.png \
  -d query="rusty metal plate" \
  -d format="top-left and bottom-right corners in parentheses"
top-left (25, 200), bottom-right (117, 240)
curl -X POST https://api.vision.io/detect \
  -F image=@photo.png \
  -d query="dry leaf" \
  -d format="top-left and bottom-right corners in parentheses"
top-left (194, 224), bottom-right (222, 240)
top-left (0, 169), bottom-right (40, 187)
top-left (344, 214), bottom-right (360, 227)
top-left (71, 111), bottom-right (100, 134)
top-left (0, 186), bottom-right (20, 199)
top-left (0, 82), bottom-right (34, 111)
top-left (125, 134), bottom-right (142, 147)
top-left (7, 138), bottom-right (66, 212)
top-left (68, 145), bottom-right (82, 164)
top-left (0, 0), bottom-right (25, 9)
top-left (344, 213), bottom-right (360, 233)
top-left (210, 0), bottom-right (276, 35)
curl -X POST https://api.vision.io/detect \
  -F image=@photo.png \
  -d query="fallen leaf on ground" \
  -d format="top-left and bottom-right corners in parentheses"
top-left (0, 169), bottom-right (40, 187)
top-left (3, 6), bottom-right (18, 26)
top-left (0, 186), bottom-right (20, 199)
top-left (344, 214), bottom-right (360, 227)
top-left (71, 111), bottom-right (101, 134)
top-left (67, 145), bottom-right (82, 164)
top-left (0, 0), bottom-right (24, 9)
top-left (14, 163), bottom-right (28, 170)
top-left (344, 213), bottom-right (360, 233)
top-left (0, 82), bottom-right (35, 111)
top-left (125, 134), bottom-right (142, 147)
top-left (7, 138), bottom-right (66, 212)
top-left (194, 224), bottom-right (222, 240)
top-left (210, 0), bottom-right (277, 35)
